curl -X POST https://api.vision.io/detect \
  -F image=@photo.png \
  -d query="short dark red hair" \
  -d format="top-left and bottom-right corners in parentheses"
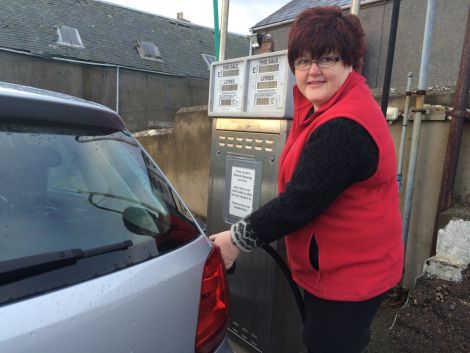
top-left (288, 6), bottom-right (366, 72)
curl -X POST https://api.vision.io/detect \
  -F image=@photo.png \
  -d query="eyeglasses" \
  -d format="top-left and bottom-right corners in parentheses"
top-left (293, 56), bottom-right (342, 70)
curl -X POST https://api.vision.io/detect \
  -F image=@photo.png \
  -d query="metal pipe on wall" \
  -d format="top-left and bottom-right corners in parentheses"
top-left (380, 0), bottom-right (402, 117)
top-left (219, 0), bottom-right (230, 61)
top-left (350, 0), bottom-right (360, 15)
top-left (213, 0), bottom-right (220, 60)
top-left (116, 66), bottom-right (120, 114)
top-left (397, 72), bottom-right (413, 192)
top-left (431, 4), bottom-right (470, 254)
top-left (402, 0), bottom-right (436, 252)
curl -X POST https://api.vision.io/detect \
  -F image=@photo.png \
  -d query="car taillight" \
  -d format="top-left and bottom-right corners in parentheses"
top-left (195, 246), bottom-right (229, 353)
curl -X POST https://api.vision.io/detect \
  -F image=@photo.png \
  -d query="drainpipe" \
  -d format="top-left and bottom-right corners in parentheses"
top-left (213, 0), bottom-right (220, 60)
top-left (431, 4), bottom-right (470, 254)
top-left (380, 0), bottom-right (402, 117)
top-left (116, 66), bottom-right (120, 114)
top-left (219, 0), bottom-right (230, 61)
top-left (350, 0), bottom-right (360, 15)
top-left (402, 0), bottom-right (436, 251)
top-left (397, 72), bottom-right (413, 192)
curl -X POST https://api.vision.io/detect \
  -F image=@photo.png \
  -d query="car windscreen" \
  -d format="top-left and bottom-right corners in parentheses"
top-left (0, 122), bottom-right (200, 304)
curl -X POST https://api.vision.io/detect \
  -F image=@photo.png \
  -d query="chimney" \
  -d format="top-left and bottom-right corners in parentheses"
top-left (260, 33), bottom-right (274, 54)
top-left (177, 12), bottom-right (184, 20)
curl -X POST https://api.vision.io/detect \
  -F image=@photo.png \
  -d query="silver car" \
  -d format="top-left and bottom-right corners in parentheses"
top-left (0, 82), bottom-right (232, 353)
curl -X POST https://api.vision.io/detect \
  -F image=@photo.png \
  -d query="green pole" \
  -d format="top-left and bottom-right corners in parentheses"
top-left (213, 0), bottom-right (220, 60)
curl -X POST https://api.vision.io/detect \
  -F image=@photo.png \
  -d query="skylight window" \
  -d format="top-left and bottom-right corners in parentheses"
top-left (202, 54), bottom-right (216, 69)
top-left (137, 41), bottom-right (162, 61)
top-left (57, 26), bottom-right (84, 48)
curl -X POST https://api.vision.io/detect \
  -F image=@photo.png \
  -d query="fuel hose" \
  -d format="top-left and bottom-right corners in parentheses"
top-left (260, 244), bottom-right (305, 323)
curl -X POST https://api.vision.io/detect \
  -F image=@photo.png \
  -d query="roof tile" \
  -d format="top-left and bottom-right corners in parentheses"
top-left (0, 0), bottom-right (249, 79)
top-left (252, 0), bottom-right (351, 29)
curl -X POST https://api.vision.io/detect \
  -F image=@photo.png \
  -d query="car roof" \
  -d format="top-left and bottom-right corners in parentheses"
top-left (0, 81), bottom-right (125, 130)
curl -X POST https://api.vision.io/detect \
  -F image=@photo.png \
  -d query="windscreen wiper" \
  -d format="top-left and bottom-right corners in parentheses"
top-left (0, 240), bottom-right (133, 285)
top-left (87, 191), bottom-right (164, 216)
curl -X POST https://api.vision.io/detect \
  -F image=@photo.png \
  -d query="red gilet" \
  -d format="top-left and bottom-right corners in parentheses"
top-left (279, 71), bottom-right (403, 301)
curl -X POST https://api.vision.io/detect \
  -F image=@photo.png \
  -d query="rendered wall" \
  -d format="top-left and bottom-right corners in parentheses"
top-left (119, 70), bottom-right (209, 131)
top-left (0, 51), bottom-right (209, 132)
top-left (136, 106), bottom-right (212, 222)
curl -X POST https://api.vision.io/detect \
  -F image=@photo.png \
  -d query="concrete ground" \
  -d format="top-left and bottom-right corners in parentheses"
top-left (228, 338), bottom-right (251, 353)
top-left (228, 335), bottom-right (308, 353)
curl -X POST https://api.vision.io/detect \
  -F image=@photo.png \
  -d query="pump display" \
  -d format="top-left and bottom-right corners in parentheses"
top-left (211, 59), bottom-right (245, 114)
top-left (209, 50), bottom-right (293, 118)
top-left (207, 51), bottom-right (304, 353)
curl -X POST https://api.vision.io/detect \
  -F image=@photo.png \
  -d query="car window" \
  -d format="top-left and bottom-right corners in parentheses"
top-left (0, 121), bottom-right (199, 302)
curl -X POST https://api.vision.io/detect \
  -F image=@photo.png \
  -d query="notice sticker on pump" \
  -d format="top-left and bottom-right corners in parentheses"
top-left (212, 61), bottom-right (245, 113)
top-left (223, 156), bottom-right (261, 223)
top-left (229, 166), bottom-right (255, 218)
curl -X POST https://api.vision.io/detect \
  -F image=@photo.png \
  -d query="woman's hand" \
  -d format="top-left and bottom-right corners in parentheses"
top-left (209, 230), bottom-right (240, 270)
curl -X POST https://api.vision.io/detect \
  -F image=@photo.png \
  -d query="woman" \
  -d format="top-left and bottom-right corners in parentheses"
top-left (210, 6), bottom-right (403, 353)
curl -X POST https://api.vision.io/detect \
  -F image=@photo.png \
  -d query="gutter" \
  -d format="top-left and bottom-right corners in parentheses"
top-left (251, 0), bottom-right (385, 31)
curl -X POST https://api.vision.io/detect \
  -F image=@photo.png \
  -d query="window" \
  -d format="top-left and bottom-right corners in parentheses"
top-left (137, 41), bottom-right (162, 61)
top-left (202, 54), bottom-right (216, 69)
top-left (0, 122), bottom-right (199, 303)
top-left (57, 26), bottom-right (84, 48)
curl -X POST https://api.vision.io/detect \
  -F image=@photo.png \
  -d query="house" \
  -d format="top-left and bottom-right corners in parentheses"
top-left (0, 0), bottom-right (249, 131)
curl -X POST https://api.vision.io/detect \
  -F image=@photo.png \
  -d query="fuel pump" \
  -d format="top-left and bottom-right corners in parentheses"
top-left (207, 51), bottom-right (305, 353)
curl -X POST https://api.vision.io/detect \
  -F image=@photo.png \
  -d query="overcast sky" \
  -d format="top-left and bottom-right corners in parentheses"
top-left (100, 0), bottom-right (291, 35)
